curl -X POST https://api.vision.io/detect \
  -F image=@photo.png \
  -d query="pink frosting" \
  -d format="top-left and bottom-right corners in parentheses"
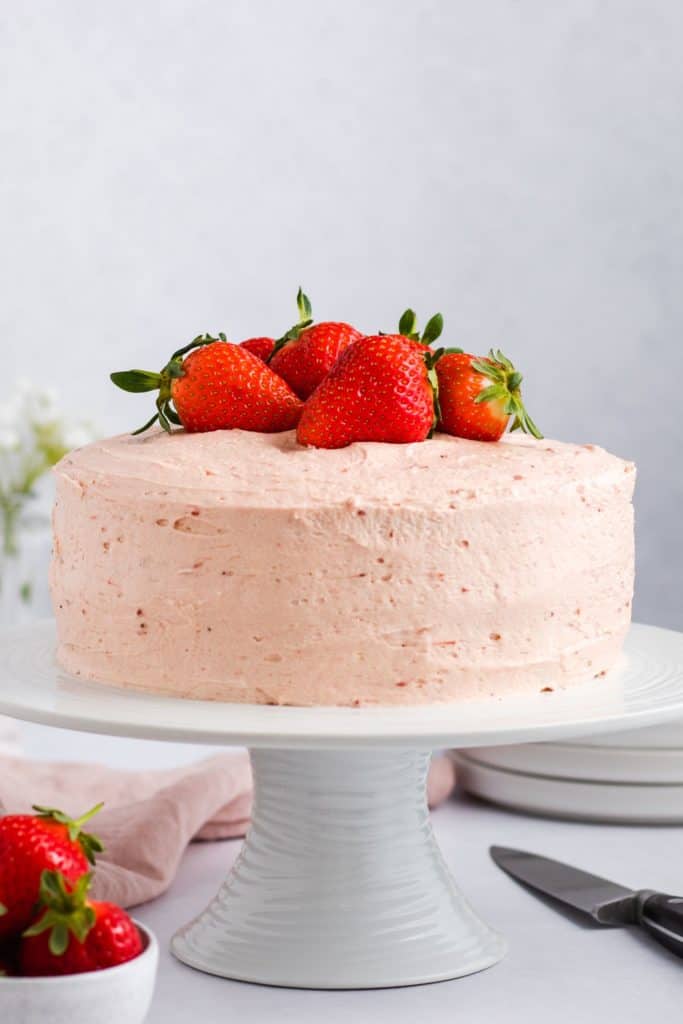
top-left (50, 429), bottom-right (635, 706)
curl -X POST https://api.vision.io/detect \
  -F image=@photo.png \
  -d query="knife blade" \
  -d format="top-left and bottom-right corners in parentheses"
top-left (490, 845), bottom-right (683, 958)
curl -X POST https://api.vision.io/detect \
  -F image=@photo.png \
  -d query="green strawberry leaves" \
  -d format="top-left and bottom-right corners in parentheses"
top-left (109, 371), bottom-right (162, 393)
top-left (269, 286), bottom-right (315, 361)
top-left (169, 333), bottom-right (223, 362)
top-left (397, 309), bottom-right (444, 347)
top-left (23, 871), bottom-right (96, 955)
top-left (296, 286), bottom-right (312, 323)
top-left (398, 309), bottom-right (418, 337)
top-left (422, 314), bottom-right (444, 347)
top-left (111, 333), bottom-right (224, 434)
top-left (471, 349), bottom-right (543, 438)
top-left (33, 802), bottom-right (105, 865)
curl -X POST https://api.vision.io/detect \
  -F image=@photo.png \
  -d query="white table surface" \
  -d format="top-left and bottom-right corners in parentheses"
top-left (15, 721), bottom-right (682, 1021)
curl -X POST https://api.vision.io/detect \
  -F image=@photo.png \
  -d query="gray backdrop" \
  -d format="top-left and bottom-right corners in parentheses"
top-left (3, 1), bottom-right (681, 628)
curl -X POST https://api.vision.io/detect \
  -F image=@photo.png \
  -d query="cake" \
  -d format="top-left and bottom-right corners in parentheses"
top-left (50, 428), bottom-right (635, 705)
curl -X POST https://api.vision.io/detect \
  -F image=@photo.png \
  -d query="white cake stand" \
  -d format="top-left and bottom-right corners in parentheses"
top-left (1, 621), bottom-right (683, 990)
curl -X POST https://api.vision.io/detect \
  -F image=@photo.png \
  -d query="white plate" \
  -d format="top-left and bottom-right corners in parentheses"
top-left (0, 621), bottom-right (682, 749)
top-left (458, 740), bottom-right (683, 783)
top-left (453, 753), bottom-right (683, 824)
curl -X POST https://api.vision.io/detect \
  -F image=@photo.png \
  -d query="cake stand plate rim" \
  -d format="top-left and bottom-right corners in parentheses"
top-left (0, 620), bottom-right (682, 749)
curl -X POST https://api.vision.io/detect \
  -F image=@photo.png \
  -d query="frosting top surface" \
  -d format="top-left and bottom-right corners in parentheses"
top-left (57, 429), bottom-right (633, 509)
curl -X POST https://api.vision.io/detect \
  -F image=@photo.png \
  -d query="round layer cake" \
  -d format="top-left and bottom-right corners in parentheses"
top-left (50, 429), bottom-right (635, 705)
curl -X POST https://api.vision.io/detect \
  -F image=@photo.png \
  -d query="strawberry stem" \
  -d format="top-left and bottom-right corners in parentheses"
top-left (23, 871), bottom-right (96, 955)
top-left (268, 287), bottom-right (314, 362)
top-left (32, 803), bottom-right (105, 865)
top-left (71, 803), bottom-right (104, 832)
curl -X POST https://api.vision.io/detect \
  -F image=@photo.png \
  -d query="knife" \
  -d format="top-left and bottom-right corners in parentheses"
top-left (490, 845), bottom-right (683, 958)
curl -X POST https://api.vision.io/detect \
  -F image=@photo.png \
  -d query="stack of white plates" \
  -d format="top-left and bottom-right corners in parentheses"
top-left (453, 719), bottom-right (683, 824)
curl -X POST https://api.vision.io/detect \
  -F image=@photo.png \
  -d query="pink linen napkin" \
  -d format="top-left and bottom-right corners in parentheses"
top-left (0, 752), bottom-right (455, 908)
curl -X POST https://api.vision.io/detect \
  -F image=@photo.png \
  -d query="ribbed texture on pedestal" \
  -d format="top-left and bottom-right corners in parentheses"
top-left (172, 749), bottom-right (505, 988)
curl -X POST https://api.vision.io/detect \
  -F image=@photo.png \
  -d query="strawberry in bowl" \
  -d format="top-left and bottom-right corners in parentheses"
top-left (0, 808), bottom-right (157, 1024)
top-left (20, 871), bottom-right (143, 976)
top-left (0, 803), bottom-right (102, 941)
top-left (2, 938), bottom-right (158, 1024)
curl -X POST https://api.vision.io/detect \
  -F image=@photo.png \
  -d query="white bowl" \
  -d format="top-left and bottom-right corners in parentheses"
top-left (0, 920), bottom-right (158, 1024)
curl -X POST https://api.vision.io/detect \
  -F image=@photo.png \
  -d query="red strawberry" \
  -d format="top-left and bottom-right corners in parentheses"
top-left (435, 348), bottom-right (542, 442)
top-left (270, 322), bottom-right (363, 400)
top-left (239, 336), bottom-right (275, 361)
top-left (0, 804), bottom-right (103, 941)
top-left (239, 286), bottom-right (314, 364)
top-left (269, 288), bottom-right (362, 399)
top-left (296, 312), bottom-right (444, 448)
top-left (111, 334), bottom-right (303, 434)
top-left (20, 871), bottom-right (142, 976)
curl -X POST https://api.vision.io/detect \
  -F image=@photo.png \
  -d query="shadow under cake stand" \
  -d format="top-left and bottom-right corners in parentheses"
top-left (1, 621), bottom-right (683, 990)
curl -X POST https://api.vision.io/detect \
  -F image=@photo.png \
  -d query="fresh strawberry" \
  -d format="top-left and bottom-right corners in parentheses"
top-left (239, 336), bottom-right (276, 361)
top-left (435, 348), bottom-right (542, 442)
top-left (111, 335), bottom-right (303, 434)
top-left (270, 322), bottom-right (363, 400)
top-left (0, 804), bottom-right (103, 941)
top-left (268, 288), bottom-right (362, 399)
top-left (296, 311), bottom-right (444, 448)
top-left (20, 871), bottom-right (142, 976)
top-left (239, 287), bottom-right (314, 364)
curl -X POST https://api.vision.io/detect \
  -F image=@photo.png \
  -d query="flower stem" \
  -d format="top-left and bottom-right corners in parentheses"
top-left (0, 496), bottom-right (22, 557)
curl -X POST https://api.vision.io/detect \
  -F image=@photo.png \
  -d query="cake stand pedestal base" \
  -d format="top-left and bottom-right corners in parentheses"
top-left (171, 748), bottom-right (506, 988)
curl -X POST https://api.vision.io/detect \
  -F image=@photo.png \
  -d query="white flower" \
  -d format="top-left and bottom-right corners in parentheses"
top-left (23, 386), bottom-right (60, 427)
top-left (0, 399), bottom-right (22, 430)
top-left (0, 427), bottom-right (20, 451)
top-left (0, 382), bottom-right (99, 504)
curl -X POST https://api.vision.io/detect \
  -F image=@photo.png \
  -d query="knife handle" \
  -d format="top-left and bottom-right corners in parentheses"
top-left (637, 892), bottom-right (683, 958)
